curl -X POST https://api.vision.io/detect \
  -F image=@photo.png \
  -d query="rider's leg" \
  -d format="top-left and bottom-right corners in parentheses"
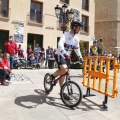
top-left (59, 76), bottom-right (65, 88)
top-left (52, 64), bottom-right (67, 77)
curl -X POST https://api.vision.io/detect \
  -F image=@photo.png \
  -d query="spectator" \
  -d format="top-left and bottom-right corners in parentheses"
top-left (40, 48), bottom-right (45, 66)
top-left (0, 53), bottom-right (11, 86)
top-left (34, 44), bottom-right (41, 53)
top-left (18, 50), bottom-right (26, 67)
top-left (30, 53), bottom-right (40, 69)
top-left (108, 51), bottom-right (112, 57)
top-left (103, 51), bottom-right (108, 56)
top-left (34, 44), bottom-right (41, 62)
top-left (50, 47), bottom-right (55, 58)
top-left (4, 35), bottom-right (18, 70)
top-left (45, 46), bottom-right (51, 68)
top-left (18, 44), bottom-right (24, 55)
top-left (90, 40), bottom-right (103, 56)
top-left (27, 45), bottom-right (33, 59)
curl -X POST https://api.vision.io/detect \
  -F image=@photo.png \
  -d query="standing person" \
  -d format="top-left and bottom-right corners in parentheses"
top-left (45, 46), bottom-right (51, 68)
top-left (0, 53), bottom-right (11, 86)
top-left (34, 44), bottom-right (41, 62)
top-left (50, 47), bottom-right (55, 58)
top-left (90, 40), bottom-right (103, 56)
top-left (40, 48), bottom-right (45, 66)
top-left (4, 35), bottom-right (18, 70)
top-left (49, 21), bottom-right (83, 95)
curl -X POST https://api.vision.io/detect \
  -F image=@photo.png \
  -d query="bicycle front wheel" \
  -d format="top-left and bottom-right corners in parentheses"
top-left (60, 81), bottom-right (82, 108)
top-left (44, 73), bottom-right (53, 94)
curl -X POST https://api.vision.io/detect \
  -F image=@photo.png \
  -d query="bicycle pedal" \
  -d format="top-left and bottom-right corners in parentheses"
top-left (51, 81), bottom-right (56, 86)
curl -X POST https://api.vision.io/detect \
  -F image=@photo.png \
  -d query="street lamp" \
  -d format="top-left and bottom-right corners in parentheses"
top-left (54, 4), bottom-right (73, 33)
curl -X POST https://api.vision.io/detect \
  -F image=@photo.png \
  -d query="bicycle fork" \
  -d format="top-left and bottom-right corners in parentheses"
top-left (66, 76), bottom-right (73, 95)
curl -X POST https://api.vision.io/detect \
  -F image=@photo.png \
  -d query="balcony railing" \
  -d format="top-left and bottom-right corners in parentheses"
top-left (27, 12), bottom-right (44, 26)
top-left (0, 8), bottom-right (11, 20)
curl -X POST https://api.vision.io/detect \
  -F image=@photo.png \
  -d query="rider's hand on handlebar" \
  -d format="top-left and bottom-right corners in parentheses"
top-left (79, 58), bottom-right (84, 63)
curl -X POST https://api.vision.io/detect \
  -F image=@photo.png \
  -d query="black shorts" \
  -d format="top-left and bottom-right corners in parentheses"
top-left (54, 54), bottom-right (70, 68)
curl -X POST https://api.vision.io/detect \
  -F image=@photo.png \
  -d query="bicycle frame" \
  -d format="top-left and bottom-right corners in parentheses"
top-left (54, 70), bottom-right (69, 83)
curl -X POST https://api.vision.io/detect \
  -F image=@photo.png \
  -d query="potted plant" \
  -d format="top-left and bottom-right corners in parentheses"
top-left (60, 23), bottom-right (68, 32)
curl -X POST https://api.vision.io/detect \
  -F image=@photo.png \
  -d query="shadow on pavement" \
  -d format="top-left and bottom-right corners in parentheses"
top-left (14, 89), bottom-right (103, 111)
top-left (14, 89), bottom-right (72, 110)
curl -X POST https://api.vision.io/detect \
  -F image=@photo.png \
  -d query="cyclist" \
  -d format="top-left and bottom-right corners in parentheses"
top-left (50, 20), bottom-right (83, 90)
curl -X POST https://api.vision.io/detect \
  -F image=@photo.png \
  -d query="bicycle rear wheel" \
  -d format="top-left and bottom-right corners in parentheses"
top-left (60, 81), bottom-right (82, 108)
top-left (44, 73), bottom-right (53, 94)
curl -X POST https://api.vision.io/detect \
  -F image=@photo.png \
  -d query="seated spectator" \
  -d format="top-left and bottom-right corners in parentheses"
top-left (0, 53), bottom-right (11, 86)
top-left (18, 50), bottom-right (26, 67)
top-left (27, 45), bottom-right (33, 60)
top-left (18, 44), bottom-right (24, 55)
top-left (30, 53), bottom-right (40, 69)
top-left (13, 56), bottom-right (22, 69)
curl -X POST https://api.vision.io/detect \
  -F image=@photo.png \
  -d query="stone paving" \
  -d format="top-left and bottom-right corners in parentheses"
top-left (0, 68), bottom-right (120, 120)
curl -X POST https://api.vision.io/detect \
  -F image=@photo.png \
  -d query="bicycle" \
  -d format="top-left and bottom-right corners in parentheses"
top-left (44, 61), bottom-right (83, 108)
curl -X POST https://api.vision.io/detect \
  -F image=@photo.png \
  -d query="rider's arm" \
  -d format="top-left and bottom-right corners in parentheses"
top-left (74, 39), bottom-right (82, 59)
top-left (57, 34), bottom-right (66, 55)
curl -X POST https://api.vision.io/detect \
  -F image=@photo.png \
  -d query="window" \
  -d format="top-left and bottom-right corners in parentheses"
top-left (1, 0), bottom-right (9, 17)
top-left (60, 0), bottom-right (69, 4)
top-left (30, 1), bottom-right (43, 23)
top-left (82, 0), bottom-right (89, 11)
top-left (82, 15), bottom-right (89, 32)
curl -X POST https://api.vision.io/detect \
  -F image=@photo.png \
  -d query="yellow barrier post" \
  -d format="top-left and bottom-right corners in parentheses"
top-left (113, 59), bottom-right (118, 97)
top-left (93, 57), bottom-right (97, 89)
top-left (98, 57), bottom-right (103, 91)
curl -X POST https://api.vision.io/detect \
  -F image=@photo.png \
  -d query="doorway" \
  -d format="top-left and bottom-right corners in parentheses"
top-left (27, 33), bottom-right (43, 50)
top-left (0, 30), bottom-right (9, 51)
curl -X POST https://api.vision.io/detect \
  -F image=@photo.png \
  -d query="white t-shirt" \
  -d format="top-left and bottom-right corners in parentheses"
top-left (56, 32), bottom-right (82, 58)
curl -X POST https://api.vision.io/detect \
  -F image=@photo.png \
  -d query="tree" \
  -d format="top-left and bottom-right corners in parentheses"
top-left (70, 42), bottom-right (85, 69)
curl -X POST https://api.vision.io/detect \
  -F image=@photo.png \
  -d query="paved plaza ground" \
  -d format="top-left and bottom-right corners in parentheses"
top-left (0, 68), bottom-right (120, 120)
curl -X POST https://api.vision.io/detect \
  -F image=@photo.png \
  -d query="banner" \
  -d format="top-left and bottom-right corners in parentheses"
top-left (14, 24), bottom-right (24, 43)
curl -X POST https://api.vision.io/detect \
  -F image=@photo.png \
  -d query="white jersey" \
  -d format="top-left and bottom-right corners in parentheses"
top-left (56, 31), bottom-right (82, 58)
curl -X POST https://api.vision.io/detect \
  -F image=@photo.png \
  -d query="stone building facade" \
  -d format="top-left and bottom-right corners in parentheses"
top-left (95, 0), bottom-right (120, 54)
top-left (0, 0), bottom-right (95, 56)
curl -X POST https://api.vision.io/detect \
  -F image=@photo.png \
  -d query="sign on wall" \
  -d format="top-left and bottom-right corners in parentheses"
top-left (14, 24), bottom-right (24, 43)
top-left (72, 9), bottom-right (80, 22)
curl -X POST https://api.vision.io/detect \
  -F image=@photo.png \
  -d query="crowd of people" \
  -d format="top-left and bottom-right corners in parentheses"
top-left (0, 35), bottom-right (56, 86)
